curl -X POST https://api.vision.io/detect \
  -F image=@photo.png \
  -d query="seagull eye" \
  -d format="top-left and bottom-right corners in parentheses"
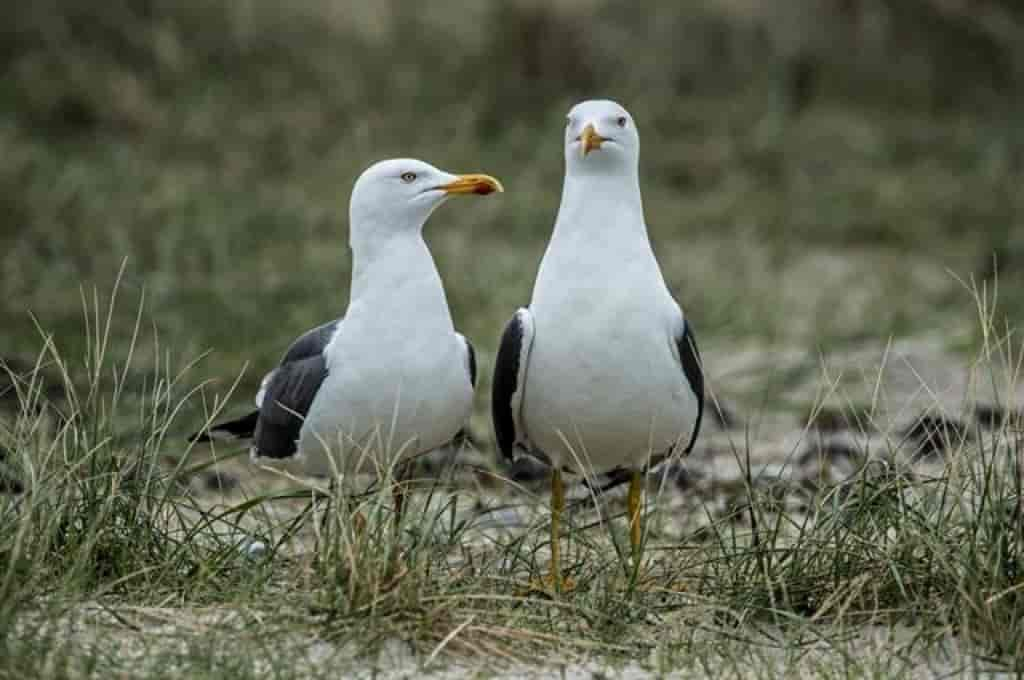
top-left (400, 172), bottom-right (417, 183)
top-left (616, 116), bottom-right (628, 128)
top-left (565, 117), bottom-right (573, 128)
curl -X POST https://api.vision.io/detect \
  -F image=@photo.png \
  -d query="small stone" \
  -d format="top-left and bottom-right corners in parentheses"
top-left (203, 470), bottom-right (239, 492)
top-left (242, 539), bottom-right (268, 560)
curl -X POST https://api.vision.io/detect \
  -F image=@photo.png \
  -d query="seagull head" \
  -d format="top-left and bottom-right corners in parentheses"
top-left (564, 99), bottom-right (639, 175)
top-left (350, 159), bottom-right (503, 234)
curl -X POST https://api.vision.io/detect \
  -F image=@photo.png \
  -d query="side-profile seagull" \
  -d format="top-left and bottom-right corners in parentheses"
top-left (194, 159), bottom-right (502, 515)
top-left (492, 100), bottom-right (703, 590)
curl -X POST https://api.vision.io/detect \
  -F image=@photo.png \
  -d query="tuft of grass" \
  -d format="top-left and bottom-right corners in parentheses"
top-left (3, 276), bottom-right (1024, 675)
top-left (0, 271), bottom-right (271, 628)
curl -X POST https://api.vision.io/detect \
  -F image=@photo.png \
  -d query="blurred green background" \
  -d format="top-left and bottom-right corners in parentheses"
top-left (2, 0), bottom-right (1023, 434)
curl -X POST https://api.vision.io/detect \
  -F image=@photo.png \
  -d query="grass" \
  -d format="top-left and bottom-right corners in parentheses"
top-left (2, 276), bottom-right (1024, 676)
top-left (4, 0), bottom-right (1024, 675)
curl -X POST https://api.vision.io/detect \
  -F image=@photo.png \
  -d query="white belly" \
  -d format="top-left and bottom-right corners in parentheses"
top-left (297, 335), bottom-right (472, 476)
top-left (521, 313), bottom-right (697, 474)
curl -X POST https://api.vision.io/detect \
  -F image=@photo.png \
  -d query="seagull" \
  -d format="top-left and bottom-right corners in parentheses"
top-left (193, 159), bottom-right (503, 517)
top-left (491, 100), bottom-right (703, 591)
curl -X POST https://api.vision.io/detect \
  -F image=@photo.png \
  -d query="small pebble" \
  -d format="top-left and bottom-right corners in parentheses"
top-left (203, 470), bottom-right (240, 492)
top-left (242, 539), bottom-right (268, 560)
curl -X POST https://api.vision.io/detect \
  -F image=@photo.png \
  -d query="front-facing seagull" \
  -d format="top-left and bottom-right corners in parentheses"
top-left (194, 159), bottom-right (502, 504)
top-left (492, 100), bottom-right (703, 591)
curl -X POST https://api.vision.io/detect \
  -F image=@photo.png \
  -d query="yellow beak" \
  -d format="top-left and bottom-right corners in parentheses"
top-left (580, 123), bottom-right (606, 156)
top-left (439, 173), bottom-right (504, 196)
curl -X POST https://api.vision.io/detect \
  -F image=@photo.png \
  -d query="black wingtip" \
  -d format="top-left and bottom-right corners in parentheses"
top-left (492, 314), bottom-right (525, 461)
top-left (585, 467), bottom-right (634, 494)
top-left (678, 320), bottom-right (704, 455)
top-left (189, 410), bottom-right (260, 443)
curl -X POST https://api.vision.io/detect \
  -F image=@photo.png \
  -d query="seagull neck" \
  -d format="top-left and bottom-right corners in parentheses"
top-left (554, 172), bottom-right (645, 239)
top-left (347, 229), bottom-right (449, 321)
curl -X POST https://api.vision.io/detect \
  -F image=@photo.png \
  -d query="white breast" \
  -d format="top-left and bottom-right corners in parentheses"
top-left (522, 282), bottom-right (696, 474)
top-left (298, 327), bottom-right (471, 476)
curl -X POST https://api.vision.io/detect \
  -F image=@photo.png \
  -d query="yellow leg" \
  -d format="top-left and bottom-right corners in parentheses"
top-left (628, 470), bottom-right (643, 562)
top-left (518, 467), bottom-right (575, 596)
top-left (550, 467), bottom-right (565, 592)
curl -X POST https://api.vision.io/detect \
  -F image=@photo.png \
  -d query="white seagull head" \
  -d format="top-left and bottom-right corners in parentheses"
top-left (563, 99), bottom-right (639, 176)
top-left (349, 158), bottom-right (503, 235)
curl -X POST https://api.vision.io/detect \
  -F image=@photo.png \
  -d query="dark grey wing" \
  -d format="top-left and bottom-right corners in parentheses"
top-left (255, 318), bottom-right (341, 408)
top-left (280, 318), bottom-right (341, 365)
top-left (193, 319), bottom-right (341, 446)
top-left (252, 354), bottom-right (328, 459)
top-left (492, 308), bottom-right (534, 461)
top-left (457, 333), bottom-right (477, 388)
top-left (678, 318), bottom-right (704, 454)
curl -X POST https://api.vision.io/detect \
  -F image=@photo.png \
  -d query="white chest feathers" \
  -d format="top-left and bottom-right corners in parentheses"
top-left (521, 303), bottom-right (698, 474)
top-left (297, 328), bottom-right (472, 475)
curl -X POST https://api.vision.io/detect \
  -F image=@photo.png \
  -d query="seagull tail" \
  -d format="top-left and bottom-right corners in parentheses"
top-left (576, 451), bottom-right (674, 497)
top-left (582, 468), bottom-right (634, 495)
top-left (189, 410), bottom-right (259, 443)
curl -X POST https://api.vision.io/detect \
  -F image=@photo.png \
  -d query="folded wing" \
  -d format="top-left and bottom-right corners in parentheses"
top-left (491, 308), bottom-right (535, 461)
